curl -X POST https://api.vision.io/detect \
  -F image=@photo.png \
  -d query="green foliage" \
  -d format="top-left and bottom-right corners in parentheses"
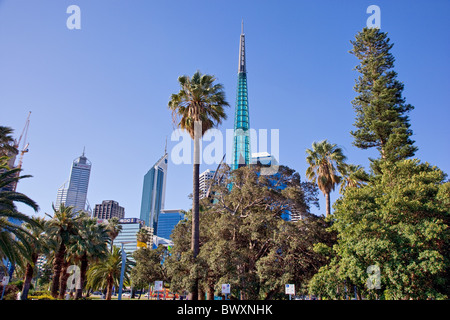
top-left (26, 290), bottom-right (56, 300)
top-left (309, 159), bottom-right (449, 299)
top-left (131, 245), bottom-right (169, 289)
top-left (27, 293), bottom-right (56, 300)
top-left (305, 140), bottom-right (347, 217)
top-left (165, 165), bottom-right (332, 300)
top-left (0, 284), bottom-right (20, 300)
top-left (168, 71), bottom-right (230, 138)
top-left (0, 126), bottom-right (18, 157)
top-left (350, 27), bottom-right (417, 162)
top-left (86, 245), bottom-right (134, 300)
top-left (0, 156), bottom-right (39, 268)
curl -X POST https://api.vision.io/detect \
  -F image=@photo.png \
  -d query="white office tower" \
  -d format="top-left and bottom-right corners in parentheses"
top-left (199, 169), bottom-right (217, 200)
top-left (55, 150), bottom-right (92, 214)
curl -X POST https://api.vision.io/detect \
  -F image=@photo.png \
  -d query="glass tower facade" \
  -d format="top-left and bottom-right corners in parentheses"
top-left (156, 209), bottom-right (185, 240)
top-left (139, 153), bottom-right (168, 233)
top-left (55, 151), bottom-right (91, 213)
top-left (114, 218), bottom-right (145, 259)
top-left (232, 21), bottom-right (251, 170)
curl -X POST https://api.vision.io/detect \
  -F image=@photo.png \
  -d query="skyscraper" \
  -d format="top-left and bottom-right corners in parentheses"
top-left (114, 218), bottom-right (145, 259)
top-left (199, 169), bottom-right (216, 199)
top-left (55, 150), bottom-right (92, 213)
top-left (139, 152), bottom-right (168, 234)
top-left (156, 209), bottom-right (185, 241)
top-left (93, 200), bottom-right (125, 220)
top-left (232, 21), bottom-right (251, 170)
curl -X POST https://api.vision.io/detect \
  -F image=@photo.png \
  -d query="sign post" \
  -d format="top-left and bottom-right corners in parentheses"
top-left (118, 241), bottom-right (133, 300)
top-left (285, 284), bottom-right (295, 300)
top-left (155, 281), bottom-right (163, 300)
top-left (221, 284), bottom-right (230, 300)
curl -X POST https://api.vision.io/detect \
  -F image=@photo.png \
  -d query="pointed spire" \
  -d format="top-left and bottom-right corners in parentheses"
top-left (82, 146), bottom-right (86, 157)
top-left (238, 20), bottom-right (246, 73)
top-left (165, 136), bottom-right (168, 154)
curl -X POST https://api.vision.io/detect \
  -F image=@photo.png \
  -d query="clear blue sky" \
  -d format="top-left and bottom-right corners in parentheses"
top-left (1, 0), bottom-right (449, 219)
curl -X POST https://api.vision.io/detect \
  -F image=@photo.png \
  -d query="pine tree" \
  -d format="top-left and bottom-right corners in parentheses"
top-left (349, 27), bottom-right (417, 162)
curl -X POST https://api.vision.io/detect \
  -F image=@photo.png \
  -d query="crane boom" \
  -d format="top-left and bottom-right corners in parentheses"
top-left (12, 112), bottom-right (31, 191)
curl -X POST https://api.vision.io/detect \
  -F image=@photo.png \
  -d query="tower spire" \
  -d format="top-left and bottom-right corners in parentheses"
top-left (238, 20), bottom-right (246, 74)
top-left (165, 136), bottom-right (168, 154)
top-left (232, 22), bottom-right (251, 170)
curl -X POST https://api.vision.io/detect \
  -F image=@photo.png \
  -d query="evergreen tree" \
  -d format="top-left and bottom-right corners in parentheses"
top-left (350, 28), bottom-right (417, 163)
top-left (309, 159), bottom-right (449, 300)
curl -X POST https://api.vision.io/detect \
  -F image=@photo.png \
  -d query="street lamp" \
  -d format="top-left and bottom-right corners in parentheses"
top-left (117, 241), bottom-right (133, 301)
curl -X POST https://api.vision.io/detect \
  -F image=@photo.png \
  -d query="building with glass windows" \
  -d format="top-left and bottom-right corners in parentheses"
top-left (199, 169), bottom-right (216, 199)
top-left (93, 200), bottom-right (125, 220)
top-left (232, 21), bottom-right (251, 170)
top-left (55, 150), bottom-right (92, 213)
top-left (114, 218), bottom-right (145, 258)
top-left (156, 209), bottom-right (184, 241)
top-left (139, 152), bottom-right (168, 233)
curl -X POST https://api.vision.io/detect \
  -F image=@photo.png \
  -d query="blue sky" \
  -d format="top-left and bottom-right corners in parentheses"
top-left (1, 0), bottom-right (449, 219)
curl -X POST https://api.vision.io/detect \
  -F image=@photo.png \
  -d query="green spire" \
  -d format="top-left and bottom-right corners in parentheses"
top-left (232, 21), bottom-right (251, 170)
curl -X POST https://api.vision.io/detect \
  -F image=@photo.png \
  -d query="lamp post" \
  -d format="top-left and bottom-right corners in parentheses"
top-left (117, 241), bottom-right (133, 301)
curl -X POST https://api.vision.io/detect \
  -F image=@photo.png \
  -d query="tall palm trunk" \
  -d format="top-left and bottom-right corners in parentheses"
top-left (76, 253), bottom-right (88, 299)
top-left (189, 133), bottom-right (200, 301)
top-left (51, 242), bottom-right (66, 298)
top-left (206, 281), bottom-right (215, 300)
top-left (58, 260), bottom-right (70, 299)
top-left (106, 275), bottom-right (114, 300)
top-left (325, 192), bottom-right (331, 217)
top-left (21, 253), bottom-right (38, 300)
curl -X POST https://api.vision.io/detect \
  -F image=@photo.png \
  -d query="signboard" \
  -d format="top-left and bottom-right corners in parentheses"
top-left (119, 218), bottom-right (144, 225)
top-left (74, 163), bottom-right (90, 170)
top-left (1, 276), bottom-right (10, 286)
top-left (285, 284), bottom-right (295, 295)
top-left (155, 281), bottom-right (163, 292)
top-left (221, 284), bottom-right (230, 294)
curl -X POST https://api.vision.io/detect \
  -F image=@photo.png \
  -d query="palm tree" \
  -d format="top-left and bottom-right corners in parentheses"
top-left (106, 217), bottom-right (122, 252)
top-left (86, 245), bottom-right (133, 300)
top-left (338, 163), bottom-right (369, 194)
top-left (68, 215), bottom-right (110, 299)
top-left (20, 217), bottom-right (46, 300)
top-left (0, 157), bottom-right (39, 266)
top-left (136, 228), bottom-right (151, 248)
top-left (306, 140), bottom-right (346, 217)
top-left (45, 203), bottom-right (80, 298)
top-left (0, 126), bottom-right (17, 158)
top-left (168, 71), bottom-right (229, 299)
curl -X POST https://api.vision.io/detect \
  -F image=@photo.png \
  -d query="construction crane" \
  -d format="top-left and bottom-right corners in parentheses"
top-left (205, 153), bottom-right (226, 199)
top-left (12, 111), bottom-right (31, 192)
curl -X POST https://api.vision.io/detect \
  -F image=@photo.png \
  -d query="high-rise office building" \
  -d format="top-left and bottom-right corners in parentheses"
top-left (93, 200), bottom-right (125, 220)
top-left (139, 152), bottom-right (168, 233)
top-left (55, 150), bottom-right (92, 213)
top-left (232, 21), bottom-right (251, 170)
top-left (114, 218), bottom-right (145, 258)
top-left (199, 169), bottom-right (216, 199)
top-left (156, 209), bottom-right (184, 241)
